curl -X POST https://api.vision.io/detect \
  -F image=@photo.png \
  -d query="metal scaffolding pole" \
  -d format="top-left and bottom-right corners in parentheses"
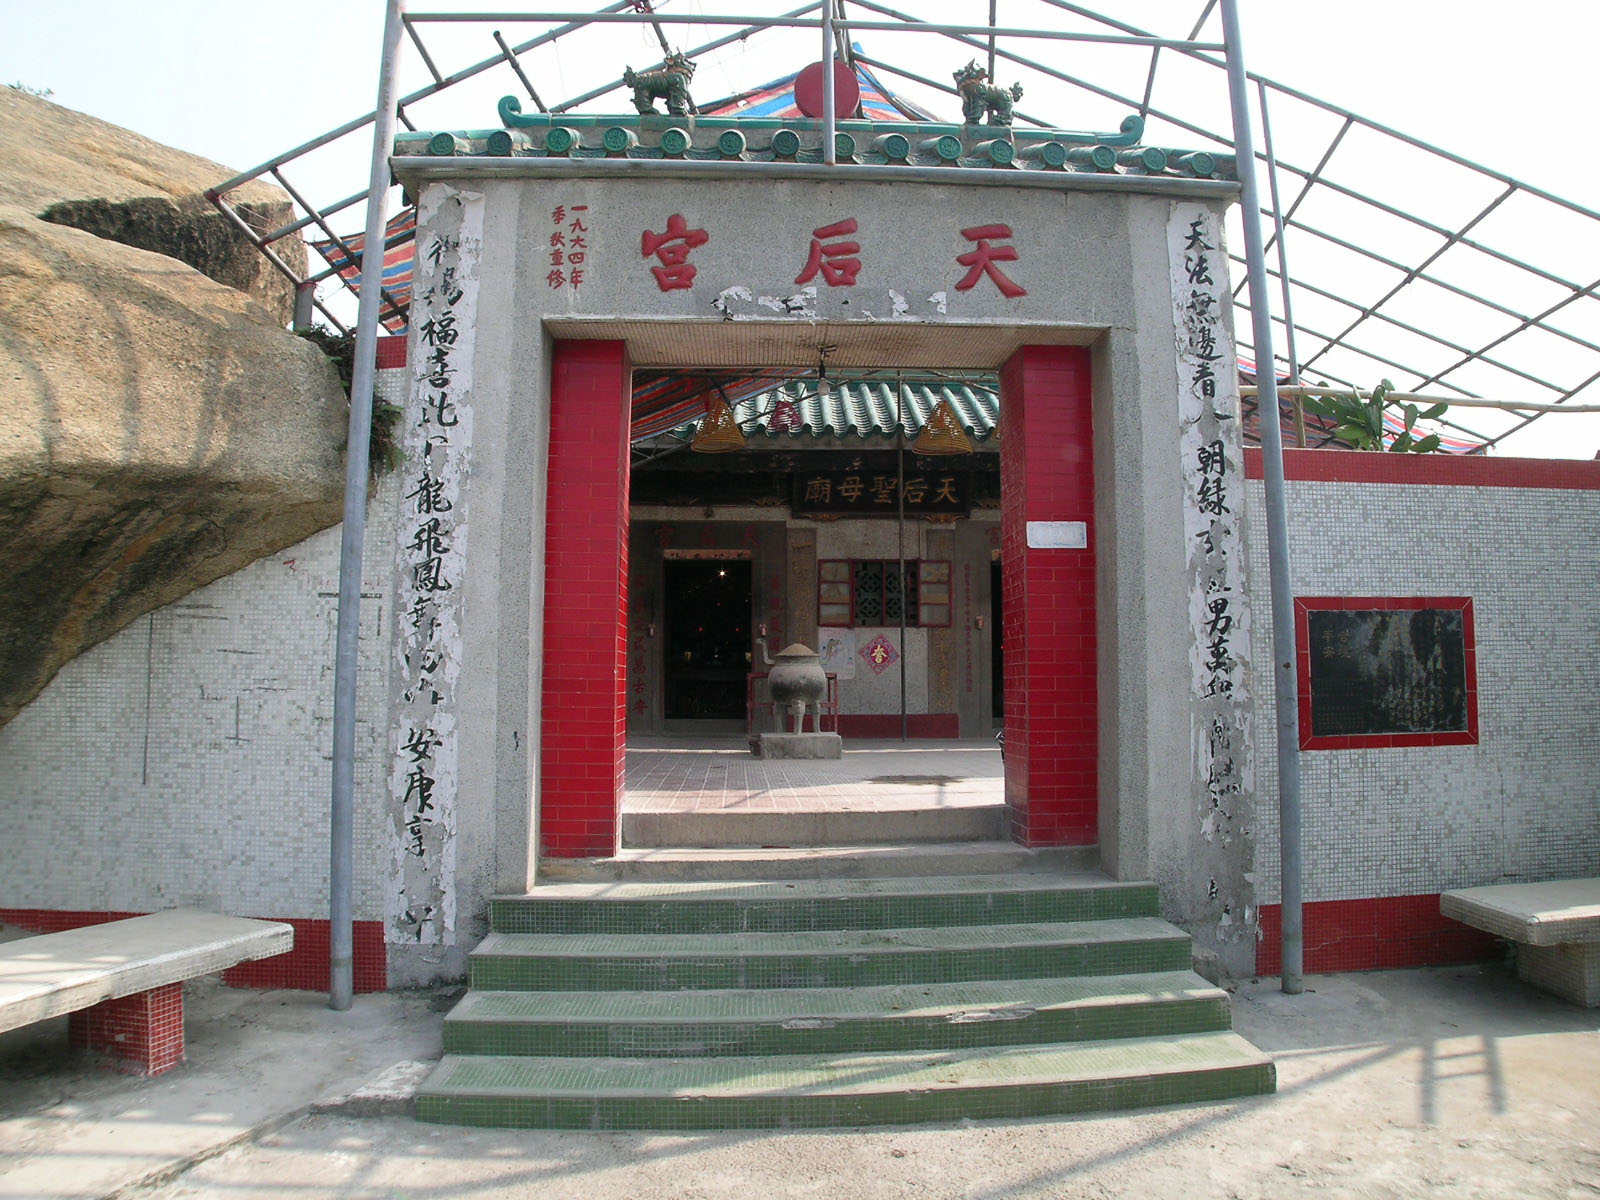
top-left (330, 0), bottom-right (406, 1012)
top-left (1218, 0), bottom-right (1303, 994)
top-left (822, 3), bottom-right (837, 164)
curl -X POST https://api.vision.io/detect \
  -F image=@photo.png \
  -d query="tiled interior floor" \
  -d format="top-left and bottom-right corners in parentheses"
top-left (624, 737), bottom-right (1004, 814)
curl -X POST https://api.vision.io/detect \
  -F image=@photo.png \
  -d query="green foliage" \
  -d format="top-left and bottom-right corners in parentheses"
top-left (7, 81), bottom-right (53, 98)
top-left (295, 325), bottom-right (404, 478)
top-left (1298, 379), bottom-right (1448, 453)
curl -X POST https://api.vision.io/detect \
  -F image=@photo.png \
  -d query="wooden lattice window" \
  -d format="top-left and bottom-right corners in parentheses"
top-left (818, 560), bottom-right (951, 627)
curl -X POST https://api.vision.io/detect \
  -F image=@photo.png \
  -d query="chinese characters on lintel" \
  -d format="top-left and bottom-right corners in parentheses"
top-left (640, 214), bottom-right (1027, 296)
top-left (641, 213), bottom-right (709, 291)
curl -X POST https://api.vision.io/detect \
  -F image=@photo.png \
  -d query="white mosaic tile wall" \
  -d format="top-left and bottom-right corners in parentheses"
top-left (0, 368), bottom-right (408, 920)
top-left (1247, 477), bottom-right (1600, 905)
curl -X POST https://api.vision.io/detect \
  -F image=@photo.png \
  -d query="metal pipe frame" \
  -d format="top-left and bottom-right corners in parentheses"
top-left (1241, 384), bottom-right (1600, 416)
top-left (1235, 249), bottom-right (1574, 399)
top-left (1232, 298), bottom-right (1502, 445)
top-left (1217, 0), bottom-right (1302, 996)
top-left (208, 0), bottom-right (1597, 456)
top-left (329, 0), bottom-right (407, 1012)
top-left (1032, 0), bottom-right (1600, 433)
top-left (408, 10), bottom-right (1224, 50)
top-left (550, 3), bottom-right (823, 112)
top-left (1274, 215), bottom-right (1600, 362)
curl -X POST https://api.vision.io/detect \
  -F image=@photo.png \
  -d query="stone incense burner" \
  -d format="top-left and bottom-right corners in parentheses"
top-left (758, 639), bottom-right (827, 733)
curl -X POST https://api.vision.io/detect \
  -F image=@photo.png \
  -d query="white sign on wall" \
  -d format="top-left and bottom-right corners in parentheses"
top-left (1025, 521), bottom-right (1088, 549)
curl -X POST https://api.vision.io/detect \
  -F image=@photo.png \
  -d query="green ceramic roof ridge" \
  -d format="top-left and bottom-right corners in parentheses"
top-left (391, 101), bottom-right (1241, 180)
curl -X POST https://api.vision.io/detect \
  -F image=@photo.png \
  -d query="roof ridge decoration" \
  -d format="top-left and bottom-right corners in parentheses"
top-left (622, 52), bottom-right (696, 117)
top-left (954, 60), bottom-right (1023, 127)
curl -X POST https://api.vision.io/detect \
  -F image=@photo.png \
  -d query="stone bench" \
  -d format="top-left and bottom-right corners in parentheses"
top-left (0, 909), bottom-right (293, 1074)
top-left (1440, 878), bottom-right (1600, 1007)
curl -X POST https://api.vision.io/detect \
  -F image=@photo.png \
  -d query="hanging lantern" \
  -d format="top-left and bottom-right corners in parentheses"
top-left (912, 397), bottom-right (974, 455)
top-left (770, 397), bottom-right (803, 432)
top-left (691, 395), bottom-right (746, 452)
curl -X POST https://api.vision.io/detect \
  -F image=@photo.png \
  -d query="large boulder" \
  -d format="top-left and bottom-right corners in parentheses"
top-left (0, 86), bottom-right (305, 323)
top-left (0, 87), bottom-right (349, 725)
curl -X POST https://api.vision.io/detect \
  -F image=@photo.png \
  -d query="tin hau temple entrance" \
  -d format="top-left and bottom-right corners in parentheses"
top-left (393, 58), bottom-right (1274, 1126)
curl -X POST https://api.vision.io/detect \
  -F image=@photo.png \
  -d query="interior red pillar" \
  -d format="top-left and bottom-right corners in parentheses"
top-left (999, 345), bottom-right (1098, 846)
top-left (540, 340), bottom-right (631, 858)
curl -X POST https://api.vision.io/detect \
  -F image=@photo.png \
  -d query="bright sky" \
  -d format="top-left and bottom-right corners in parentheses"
top-left (4, 0), bottom-right (1598, 457)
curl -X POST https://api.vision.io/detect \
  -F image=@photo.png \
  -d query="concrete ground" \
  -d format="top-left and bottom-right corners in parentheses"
top-left (2, 960), bottom-right (1596, 1199)
top-left (623, 737), bottom-right (1003, 814)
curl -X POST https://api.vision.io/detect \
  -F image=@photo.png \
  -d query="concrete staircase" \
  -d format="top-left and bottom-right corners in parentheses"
top-left (416, 861), bottom-right (1275, 1129)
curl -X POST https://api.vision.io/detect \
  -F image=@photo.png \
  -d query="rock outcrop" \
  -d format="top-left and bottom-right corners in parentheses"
top-left (0, 86), bottom-right (349, 725)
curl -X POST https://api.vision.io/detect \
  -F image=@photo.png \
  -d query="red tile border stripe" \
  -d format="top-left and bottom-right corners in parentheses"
top-left (1244, 447), bottom-right (1600, 490)
top-left (835, 714), bottom-right (961, 738)
top-left (1256, 894), bottom-right (1499, 975)
top-left (375, 335), bottom-right (408, 369)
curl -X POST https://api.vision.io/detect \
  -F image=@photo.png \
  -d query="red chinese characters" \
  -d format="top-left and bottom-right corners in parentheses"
top-left (628, 216), bottom-right (1026, 299)
top-left (954, 223), bottom-right (1026, 297)
top-left (794, 218), bottom-right (861, 286)
top-left (641, 213), bottom-right (708, 291)
top-left (547, 204), bottom-right (588, 289)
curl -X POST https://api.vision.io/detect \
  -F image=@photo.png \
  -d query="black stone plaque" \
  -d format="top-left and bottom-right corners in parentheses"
top-left (1307, 607), bottom-right (1469, 738)
top-left (793, 470), bottom-right (969, 517)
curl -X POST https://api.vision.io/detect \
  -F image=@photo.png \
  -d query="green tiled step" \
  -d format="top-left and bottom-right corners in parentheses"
top-left (443, 970), bottom-right (1231, 1058)
top-left (490, 874), bottom-right (1159, 936)
top-left (416, 1031), bottom-right (1276, 1130)
top-left (468, 918), bottom-right (1191, 992)
top-left (622, 803), bottom-right (1008, 848)
top-left (538, 841), bottom-right (1099, 882)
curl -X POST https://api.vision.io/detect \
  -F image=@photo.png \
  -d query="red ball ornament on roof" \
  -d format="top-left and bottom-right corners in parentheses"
top-left (794, 59), bottom-right (861, 119)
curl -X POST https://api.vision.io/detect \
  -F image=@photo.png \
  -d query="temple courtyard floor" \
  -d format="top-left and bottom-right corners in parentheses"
top-left (1, 956), bottom-right (1596, 1199)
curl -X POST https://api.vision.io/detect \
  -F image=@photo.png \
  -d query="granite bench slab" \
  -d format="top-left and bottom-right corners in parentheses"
top-left (1440, 878), bottom-right (1600, 1006)
top-left (0, 909), bottom-right (293, 1034)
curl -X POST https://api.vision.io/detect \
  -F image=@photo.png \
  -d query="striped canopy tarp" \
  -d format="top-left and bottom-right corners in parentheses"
top-left (630, 371), bottom-right (809, 442)
top-left (312, 208), bottom-right (417, 333)
top-left (700, 56), bottom-right (938, 122)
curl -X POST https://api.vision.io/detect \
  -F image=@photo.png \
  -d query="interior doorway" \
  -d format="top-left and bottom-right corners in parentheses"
top-left (662, 559), bottom-right (752, 721)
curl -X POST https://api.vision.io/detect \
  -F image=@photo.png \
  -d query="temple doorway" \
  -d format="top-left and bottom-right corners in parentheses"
top-left (661, 557), bottom-right (752, 727)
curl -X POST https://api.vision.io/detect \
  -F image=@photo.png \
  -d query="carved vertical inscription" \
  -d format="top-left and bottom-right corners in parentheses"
top-left (1169, 203), bottom-right (1255, 949)
top-left (386, 187), bottom-right (484, 946)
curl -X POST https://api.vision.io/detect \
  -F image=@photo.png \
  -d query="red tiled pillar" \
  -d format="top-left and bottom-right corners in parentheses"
top-left (999, 345), bottom-right (1098, 846)
top-left (540, 340), bottom-right (631, 858)
top-left (69, 983), bottom-right (185, 1075)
